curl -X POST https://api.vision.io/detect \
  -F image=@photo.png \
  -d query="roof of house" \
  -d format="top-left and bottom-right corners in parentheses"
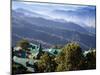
top-left (13, 43), bottom-right (61, 72)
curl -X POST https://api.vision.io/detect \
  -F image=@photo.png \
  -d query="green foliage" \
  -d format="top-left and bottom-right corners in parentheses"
top-left (65, 43), bottom-right (84, 70)
top-left (40, 52), bottom-right (51, 63)
top-left (12, 62), bottom-right (28, 74)
top-left (36, 52), bottom-right (57, 72)
top-left (39, 44), bottom-right (43, 52)
top-left (34, 42), bottom-right (96, 72)
top-left (36, 52), bottom-right (50, 72)
top-left (85, 49), bottom-right (96, 69)
top-left (56, 64), bottom-right (66, 72)
top-left (56, 42), bottom-right (84, 71)
top-left (16, 39), bottom-right (29, 49)
top-left (13, 40), bottom-right (96, 73)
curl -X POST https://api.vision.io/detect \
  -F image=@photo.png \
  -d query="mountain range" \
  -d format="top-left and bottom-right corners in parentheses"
top-left (12, 6), bottom-right (96, 50)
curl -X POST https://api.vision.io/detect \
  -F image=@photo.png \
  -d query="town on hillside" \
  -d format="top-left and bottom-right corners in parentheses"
top-left (12, 40), bottom-right (96, 74)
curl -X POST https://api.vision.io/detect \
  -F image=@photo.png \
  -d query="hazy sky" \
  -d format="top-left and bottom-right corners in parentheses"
top-left (12, 1), bottom-right (96, 28)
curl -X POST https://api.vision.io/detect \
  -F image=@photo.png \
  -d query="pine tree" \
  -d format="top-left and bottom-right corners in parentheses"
top-left (56, 42), bottom-right (84, 71)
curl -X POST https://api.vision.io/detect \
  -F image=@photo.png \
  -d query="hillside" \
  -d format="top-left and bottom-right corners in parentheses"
top-left (12, 8), bottom-right (96, 50)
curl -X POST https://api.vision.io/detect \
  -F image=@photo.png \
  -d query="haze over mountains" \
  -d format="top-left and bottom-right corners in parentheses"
top-left (12, 1), bottom-right (96, 50)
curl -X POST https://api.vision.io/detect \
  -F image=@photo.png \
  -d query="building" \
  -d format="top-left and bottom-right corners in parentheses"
top-left (13, 42), bottom-right (61, 72)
